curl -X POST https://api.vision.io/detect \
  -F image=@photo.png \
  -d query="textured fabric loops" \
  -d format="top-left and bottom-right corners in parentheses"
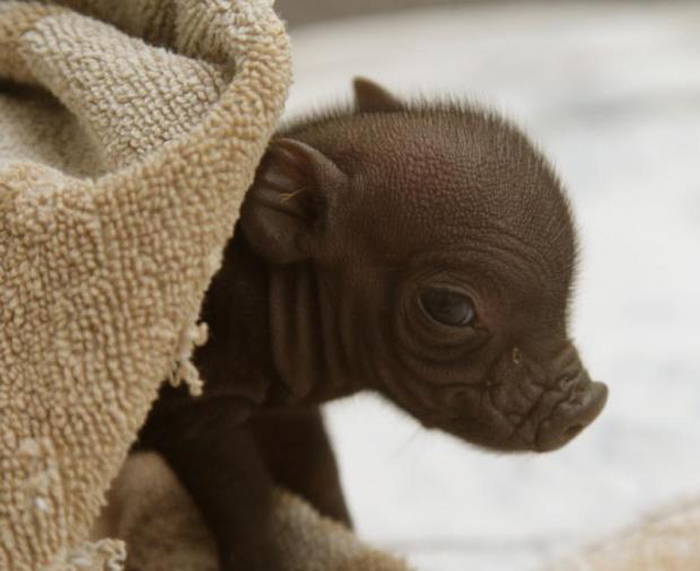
top-left (0, 1), bottom-right (291, 569)
top-left (0, 1), bottom-right (411, 569)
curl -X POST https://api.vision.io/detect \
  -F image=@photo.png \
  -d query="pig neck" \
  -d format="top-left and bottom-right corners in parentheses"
top-left (196, 226), bottom-right (362, 410)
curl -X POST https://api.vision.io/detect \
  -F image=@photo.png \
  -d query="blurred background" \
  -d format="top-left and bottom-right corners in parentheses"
top-left (275, 2), bottom-right (700, 570)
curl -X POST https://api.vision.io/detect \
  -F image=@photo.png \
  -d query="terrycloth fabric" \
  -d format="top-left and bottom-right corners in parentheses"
top-left (0, 2), bottom-right (412, 569)
top-left (92, 453), bottom-right (409, 571)
top-left (90, 452), bottom-right (700, 571)
top-left (551, 498), bottom-right (700, 571)
top-left (0, 0), bottom-right (291, 569)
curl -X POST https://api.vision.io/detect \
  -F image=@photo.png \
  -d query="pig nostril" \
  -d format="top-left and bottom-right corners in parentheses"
top-left (536, 381), bottom-right (608, 452)
top-left (563, 423), bottom-right (584, 440)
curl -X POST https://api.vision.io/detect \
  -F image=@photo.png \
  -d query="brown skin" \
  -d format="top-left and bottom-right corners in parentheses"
top-left (136, 78), bottom-right (608, 571)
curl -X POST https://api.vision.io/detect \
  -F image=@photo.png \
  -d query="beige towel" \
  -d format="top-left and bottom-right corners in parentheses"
top-left (93, 452), bottom-right (409, 571)
top-left (551, 497), bottom-right (700, 571)
top-left (0, 1), bottom-right (410, 568)
top-left (0, 0), bottom-right (290, 568)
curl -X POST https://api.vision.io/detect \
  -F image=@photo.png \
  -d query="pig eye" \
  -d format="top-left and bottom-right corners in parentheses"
top-left (420, 288), bottom-right (476, 327)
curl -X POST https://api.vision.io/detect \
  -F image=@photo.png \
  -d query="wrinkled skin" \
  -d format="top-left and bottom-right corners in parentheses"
top-left (137, 79), bottom-right (607, 571)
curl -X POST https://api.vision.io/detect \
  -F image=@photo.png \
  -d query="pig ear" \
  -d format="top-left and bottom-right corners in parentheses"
top-left (240, 138), bottom-right (347, 265)
top-left (353, 77), bottom-right (404, 113)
